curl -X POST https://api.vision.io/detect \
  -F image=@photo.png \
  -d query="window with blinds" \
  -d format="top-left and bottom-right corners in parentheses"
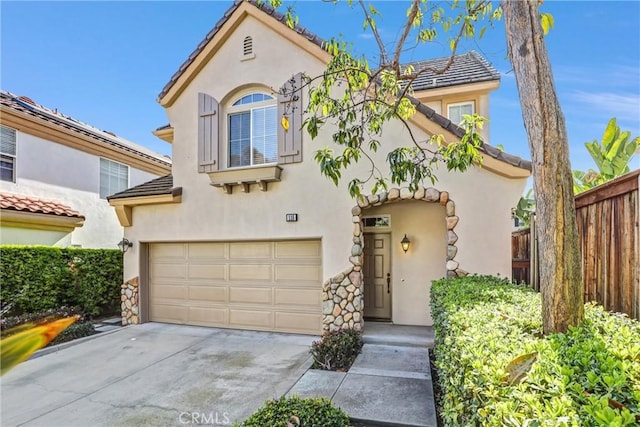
top-left (0, 125), bottom-right (17, 182)
top-left (100, 158), bottom-right (129, 199)
top-left (228, 93), bottom-right (277, 168)
top-left (447, 101), bottom-right (474, 125)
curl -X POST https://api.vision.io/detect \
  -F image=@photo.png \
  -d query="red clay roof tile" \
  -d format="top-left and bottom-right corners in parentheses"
top-left (0, 193), bottom-right (84, 219)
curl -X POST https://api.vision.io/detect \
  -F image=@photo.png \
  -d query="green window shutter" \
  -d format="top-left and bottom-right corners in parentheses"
top-left (277, 73), bottom-right (303, 164)
top-left (198, 93), bottom-right (219, 173)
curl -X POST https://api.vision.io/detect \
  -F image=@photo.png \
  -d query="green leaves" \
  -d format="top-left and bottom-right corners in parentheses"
top-left (431, 277), bottom-right (640, 426)
top-left (540, 12), bottom-right (555, 36)
top-left (573, 118), bottom-right (639, 194)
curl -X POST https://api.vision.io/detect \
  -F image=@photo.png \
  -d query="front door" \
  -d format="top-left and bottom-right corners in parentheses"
top-left (363, 233), bottom-right (391, 320)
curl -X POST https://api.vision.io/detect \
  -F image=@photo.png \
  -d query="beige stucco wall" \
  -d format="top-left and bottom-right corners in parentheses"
top-left (123, 13), bottom-right (527, 325)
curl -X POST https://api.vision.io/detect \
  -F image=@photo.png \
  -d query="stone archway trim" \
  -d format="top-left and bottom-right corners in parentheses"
top-left (321, 186), bottom-right (468, 334)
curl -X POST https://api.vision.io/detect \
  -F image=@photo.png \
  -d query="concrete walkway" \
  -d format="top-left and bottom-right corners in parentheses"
top-left (287, 334), bottom-right (437, 427)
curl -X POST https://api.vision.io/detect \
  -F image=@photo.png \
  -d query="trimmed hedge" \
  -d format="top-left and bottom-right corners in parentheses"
top-left (237, 396), bottom-right (350, 427)
top-left (311, 329), bottom-right (363, 371)
top-left (1, 246), bottom-right (122, 317)
top-left (431, 275), bottom-right (640, 426)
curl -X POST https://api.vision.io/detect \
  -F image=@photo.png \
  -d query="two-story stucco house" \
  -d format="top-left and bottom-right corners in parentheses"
top-left (0, 90), bottom-right (171, 248)
top-left (109, 0), bottom-right (531, 333)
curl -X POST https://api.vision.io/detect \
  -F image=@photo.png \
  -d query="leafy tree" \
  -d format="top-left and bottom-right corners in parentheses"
top-left (271, 0), bottom-right (582, 333)
top-left (573, 118), bottom-right (640, 193)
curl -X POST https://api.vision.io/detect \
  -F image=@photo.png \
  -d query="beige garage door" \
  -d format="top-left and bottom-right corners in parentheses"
top-left (148, 240), bottom-right (322, 334)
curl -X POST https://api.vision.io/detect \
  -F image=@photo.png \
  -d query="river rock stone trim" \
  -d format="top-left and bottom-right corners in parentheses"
top-left (121, 276), bottom-right (139, 325)
top-left (322, 186), bottom-right (467, 333)
top-left (322, 268), bottom-right (363, 334)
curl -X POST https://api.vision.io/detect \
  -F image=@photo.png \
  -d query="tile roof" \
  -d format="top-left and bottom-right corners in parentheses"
top-left (157, 0), bottom-right (530, 172)
top-left (107, 174), bottom-right (181, 200)
top-left (0, 90), bottom-right (171, 168)
top-left (403, 50), bottom-right (500, 92)
top-left (0, 193), bottom-right (84, 218)
top-left (409, 96), bottom-right (531, 171)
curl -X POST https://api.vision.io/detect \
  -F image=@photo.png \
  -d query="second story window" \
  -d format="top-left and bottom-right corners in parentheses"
top-left (100, 158), bottom-right (129, 199)
top-left (228, 93), bottom-right (277, 168)
top-left (448, 101), bottom-right (474, 125)
top-left (0, 125), bottom-right (17, 182)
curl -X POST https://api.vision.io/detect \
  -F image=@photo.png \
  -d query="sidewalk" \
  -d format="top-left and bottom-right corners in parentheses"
top-left (286, 343), bottom-right (437, 427)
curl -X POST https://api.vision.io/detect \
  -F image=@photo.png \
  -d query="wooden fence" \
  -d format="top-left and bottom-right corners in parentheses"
top-left (512, 170), bottom-right (639, 320)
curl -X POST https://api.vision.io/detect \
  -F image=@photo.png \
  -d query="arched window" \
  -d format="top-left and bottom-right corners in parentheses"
top-left (227, 92), bottom-right (277, 168)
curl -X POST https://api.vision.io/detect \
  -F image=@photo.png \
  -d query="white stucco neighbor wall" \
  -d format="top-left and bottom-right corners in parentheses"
top-left (123, 13), bottom-right (528, 325)
top-left (0, 132), bottom-right (160, 248)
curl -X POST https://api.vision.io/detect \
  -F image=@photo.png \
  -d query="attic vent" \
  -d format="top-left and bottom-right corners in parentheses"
top-left (243, 36), bottom-right (253, 56)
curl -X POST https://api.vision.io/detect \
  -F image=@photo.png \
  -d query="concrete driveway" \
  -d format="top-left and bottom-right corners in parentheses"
top-left (1, 323), bottom-right (316, 426)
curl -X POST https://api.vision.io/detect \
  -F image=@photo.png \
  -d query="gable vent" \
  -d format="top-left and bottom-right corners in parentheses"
top-left (243, 36), bottom-right (253, 56)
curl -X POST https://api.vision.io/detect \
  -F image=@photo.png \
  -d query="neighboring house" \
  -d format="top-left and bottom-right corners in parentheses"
top-left (109, 0), bottom-right (531, 333)
top-left (0, 91), bottom-right (171, 248)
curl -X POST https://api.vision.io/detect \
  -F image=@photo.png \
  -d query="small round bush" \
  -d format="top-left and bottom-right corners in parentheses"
top-left (239, 396), bottom-right (350, 427)
top-left (311, 329), bottom-right (363, 371)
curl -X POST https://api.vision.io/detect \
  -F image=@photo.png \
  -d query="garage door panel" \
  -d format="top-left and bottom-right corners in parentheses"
top-left (151, 263), bottom-right (187, 280)
top-left (275, 312), bottom-right (321, 333)
top-left (229, 264), bottom-right (272, 281)
top-left (150, 240), bottom-right (321, 335)
top-left (275, 265), bottom-right (322, 283)
top-left (152, 304), bottom-right (188, 323)
top-left (188, 242), bottom-right (226, 259)
top-left (153, 284), bottom-right (188, 300)
top-left (275, 288), bottom-right (321, 307)
top-left (230, 309), bottom-right (273, 328)
top-left (151, 243), bottom-right (186, 259)
top-left (189, 286), bottom-right (227, 303)
top-left (188, 264), bottom-right (226, 280)
top-left (230, 242), bottom-right (272, 259)
top-left (229, 287), bottom-right (272, 304)
top-left (275, 241), bottom-right (321, 259)
top-left (189, 306), bottom-right (228, 326)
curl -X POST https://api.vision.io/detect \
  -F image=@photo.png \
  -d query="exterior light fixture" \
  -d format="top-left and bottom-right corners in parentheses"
top-left (401, 234), bottom-right (411, 253)
top-left (118, 238), bottom-right (133, 253)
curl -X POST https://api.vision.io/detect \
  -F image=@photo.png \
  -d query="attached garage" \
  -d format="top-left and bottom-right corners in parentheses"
top-left (148, 239), bottom-right (322, 334)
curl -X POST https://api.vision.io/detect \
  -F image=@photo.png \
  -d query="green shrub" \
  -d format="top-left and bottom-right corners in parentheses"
top-left (237, 396), bottom-right (350, 427)
top-left (311, 329), bottom-right (363, 371)
top-left (49, 321), bottom-right (95, 346)
top-left (431, 275), bottom-right (640, 426)
top-left (0, 246), bottom-right (122, 317)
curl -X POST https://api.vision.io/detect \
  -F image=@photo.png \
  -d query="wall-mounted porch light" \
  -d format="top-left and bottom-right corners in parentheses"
top-left (401, 234), bottom-right (411, 253)
top-left (118, 238), bottom-right (133, 253)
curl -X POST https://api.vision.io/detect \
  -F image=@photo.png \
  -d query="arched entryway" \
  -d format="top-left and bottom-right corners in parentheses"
top-left (321, 186), bottom-right (466, 333)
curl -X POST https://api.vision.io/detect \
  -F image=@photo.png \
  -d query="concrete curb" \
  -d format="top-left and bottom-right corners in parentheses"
top-left (30, 325), bottom-right (130, 360)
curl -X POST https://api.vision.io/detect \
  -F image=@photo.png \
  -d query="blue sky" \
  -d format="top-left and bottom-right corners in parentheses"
top-left (2, 1), bottom-right (639, 174)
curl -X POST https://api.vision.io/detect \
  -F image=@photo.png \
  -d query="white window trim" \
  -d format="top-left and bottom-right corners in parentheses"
top-left (226, 92), bottom-right (277, 170)
top-left (447, 101), bottom-right (475, 124)
top-left (99, 157), bottom-right (130, 199)
top-left (0, 125), bottom-right (17, 183)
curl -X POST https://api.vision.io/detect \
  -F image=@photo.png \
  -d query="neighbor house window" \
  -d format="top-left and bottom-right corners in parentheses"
top-left (447, 101), bottom-right (474, 125)
top-left (100, 158), bottom-right (128, 198)
top-left (1, 125), bottom-right (17, 182)
top-left (228, 92), bottom-right (277, 168)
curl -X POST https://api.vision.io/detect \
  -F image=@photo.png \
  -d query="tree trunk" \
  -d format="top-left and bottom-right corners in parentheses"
top-left (502, 0), bottom-right (583, 333)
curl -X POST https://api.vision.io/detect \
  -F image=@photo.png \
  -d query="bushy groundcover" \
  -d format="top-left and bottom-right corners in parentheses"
top-left (431, 275), bottom-right (640, 426)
